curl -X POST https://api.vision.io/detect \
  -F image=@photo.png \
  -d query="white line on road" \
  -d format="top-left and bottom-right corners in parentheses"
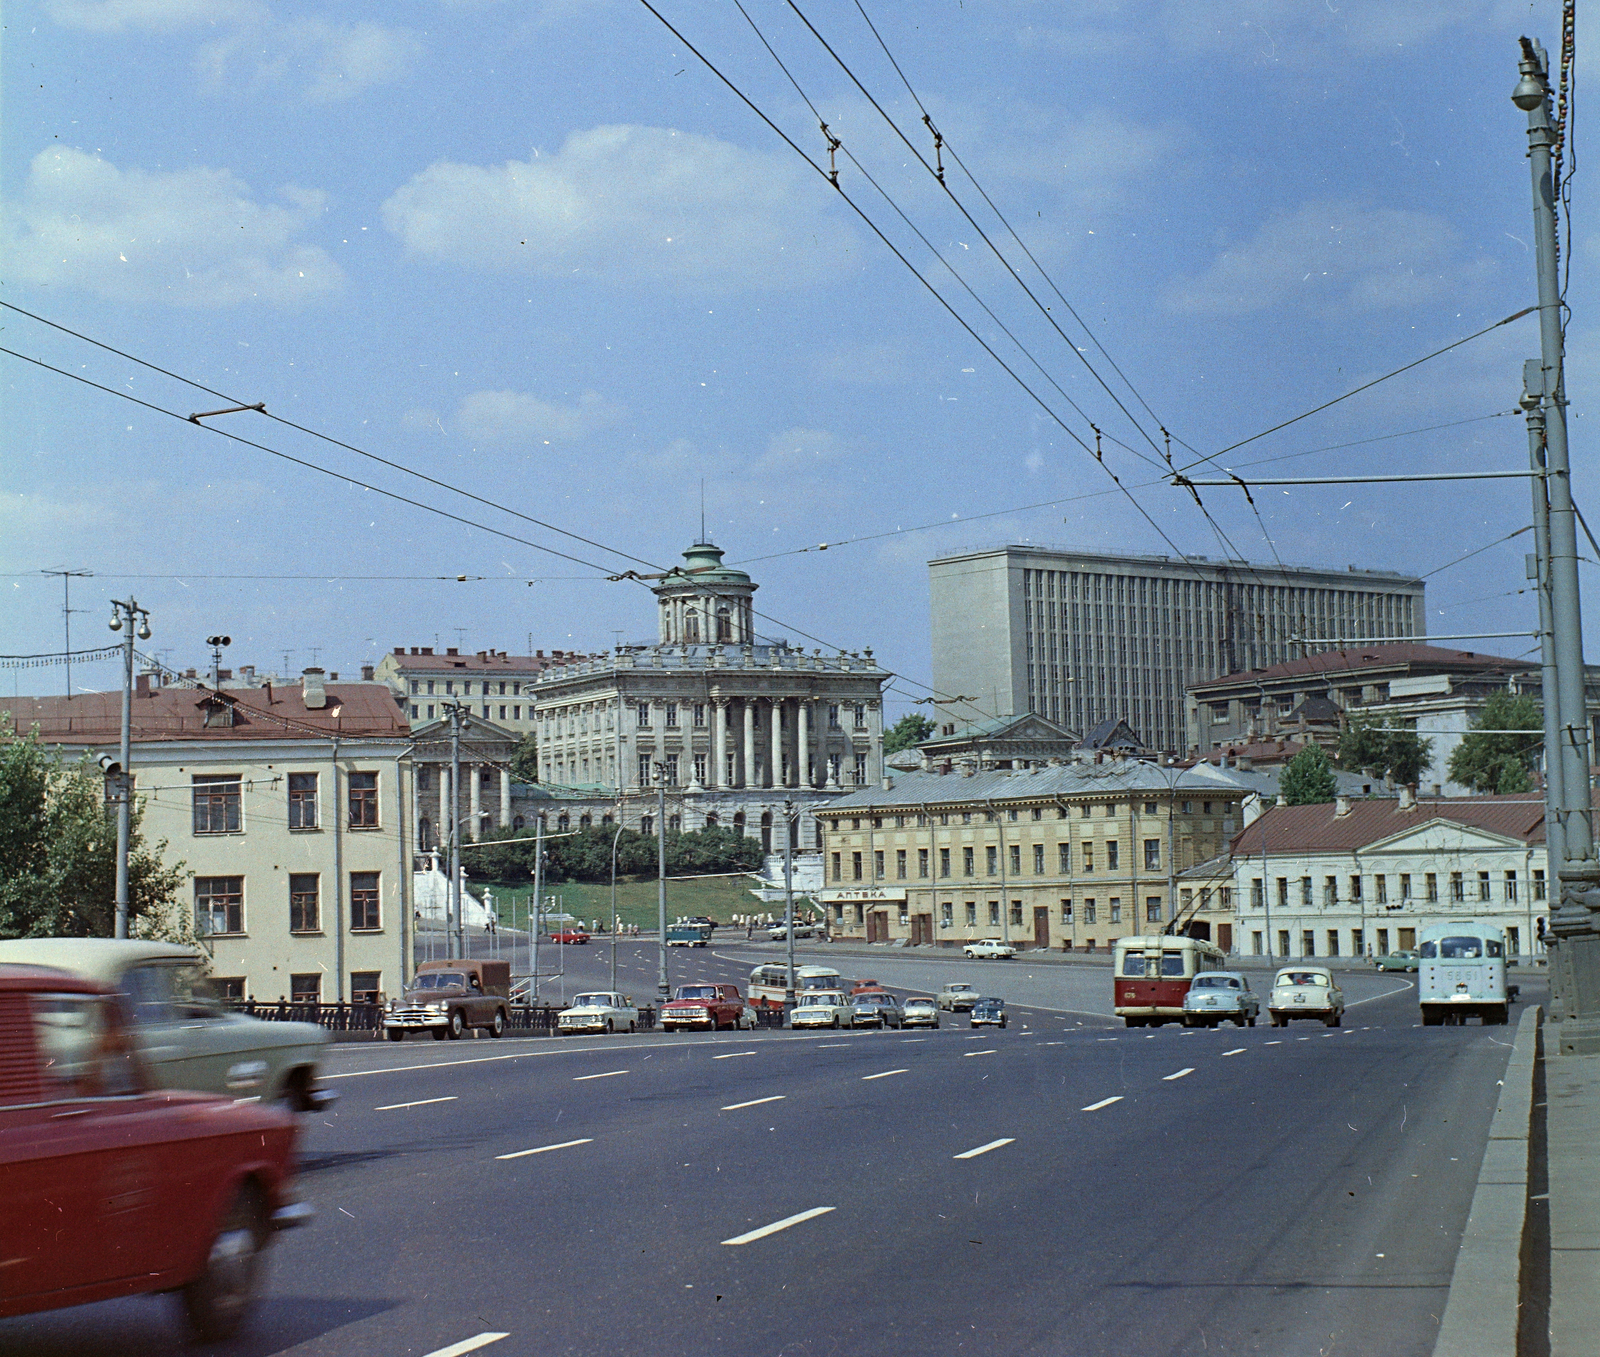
top-left (900, 1038), bottom-right (927, 1043)
top-left (496, 1138), bottom-right (594, 1160)
top-left (953, 1138), bottom-right (1016, 1159)
top-left (721, 1095), bottom-right (787, 1111)
top-left (817, 1043), bottom-right (850, 1048)
top-left (374, 1096), bottom-right (459, 1111)
top-left (711, 1052), bottom-right (757, 1060)
top-left (573, 1070), bottom-right (629, 1081)
top-left (420, 1334), bottom-right (510, 1357)
top-left (1163, 1068), bottom-right (1195, 1081)
top-left (1222, 1048), bottom-right (1247, 1057)
top-left (962, 1050), bottom-right (998, 1058)
top-left (862, 1069), bottom-right (909, 1081)
top-left (1265, 1040), bottom-right (1282, 1045)
top-left (722, 1206), bottom-right (836, 1245)
top-left (1082, 1096), bottom-right (1124, 1112)
top-left (1042, 1041), bottom-right (1065, 1046)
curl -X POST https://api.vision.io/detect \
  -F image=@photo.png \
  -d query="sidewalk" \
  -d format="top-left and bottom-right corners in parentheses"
top-left (1545, 1036), bottom-right (1600, 1356)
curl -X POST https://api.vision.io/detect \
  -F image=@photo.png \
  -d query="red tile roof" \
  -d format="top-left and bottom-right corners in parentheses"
top-left (1, 684), bottom-right (409, 744)
top-left (1190, 643), bottom-right (1534, 693)
top-left (1230, 796), bottom-right (1549, 855)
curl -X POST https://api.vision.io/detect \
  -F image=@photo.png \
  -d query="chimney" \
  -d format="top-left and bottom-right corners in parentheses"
top-left (882, 775), bottom-right (895, 791)
top-left (421, 647), bottom-right (433, 655)
top-left (537, 650), bottom-right (544, 658)
top-left (410, 647), bottom-right (419, 655)
top-left (301, 667), bottom-right (327, 710)
top-left (361, 664), bottom-right (375, 681)
top-left (1242, 793), bottom-right (1263, 827)
top-left (135, 673), bottom-right (152, 697)
top-left (1275, 794), bottom-right (1288, 807)
top-left (1398, 785), bottom-right (1416, 811)
top-left (394, 646), bottom-right (405, 655)
top-left (240, 665), bottom-right (255, 684)
top-left (446, 647), bottom-right (459, 657)
top-left (328, 671), bottom-right (338, 681)
top-left (1238, 755), bottom-right (1252, 771)
top-left (1335, 796), bottom-right (1351, 817)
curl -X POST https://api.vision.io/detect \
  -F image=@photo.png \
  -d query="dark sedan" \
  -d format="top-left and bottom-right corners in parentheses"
top-left (850, 991), bottom-right (904, 1029)
top-left (970, 998), bottom-right (1008, 1028)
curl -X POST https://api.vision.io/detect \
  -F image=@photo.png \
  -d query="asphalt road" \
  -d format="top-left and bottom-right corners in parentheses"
top-left (1, 946), bottom-right (1543, 1357)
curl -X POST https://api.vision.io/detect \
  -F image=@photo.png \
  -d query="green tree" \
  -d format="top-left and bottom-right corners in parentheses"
top-left (468, 822), bottom-right (764, 886)
top-left (1279, 743), bottom-right (1338, 805)
top-left (509, 735), bottom-right (539, 784)
top-left (883, 713), bottom-right (935, 755)
top-left (1448, 692), bottom-right (1542, 793)
top-left (0, 728), bottom-right (187, 939)
top-left (1337, 714), bottom-right (1433, 787)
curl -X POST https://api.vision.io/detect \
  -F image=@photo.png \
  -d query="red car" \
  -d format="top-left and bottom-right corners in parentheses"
top-left (547, 929), bottom-right (590, 944)
top-left (660, 983), bottom-right (754, 1031)
top-left (0, 965), bottom-right (311, 1341)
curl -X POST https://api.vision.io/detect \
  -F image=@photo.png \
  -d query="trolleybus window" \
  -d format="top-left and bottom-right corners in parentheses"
top-left (1434, 936), bottom-right (1502, 958)
top-left (1160, 954), bottom-right (1188, 976)
top-left (1121, 955), bottom-right (1150, 977)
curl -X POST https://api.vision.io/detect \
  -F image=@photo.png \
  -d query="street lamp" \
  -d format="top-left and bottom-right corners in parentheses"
top-left (655, 761), bottom-right (670, 1010)
top-left (783, 799), bottom-right (797, 1014)
top-left (107, 598), bottom-right (150, 939)
top-left (610, 819), bottom-right (625, 991)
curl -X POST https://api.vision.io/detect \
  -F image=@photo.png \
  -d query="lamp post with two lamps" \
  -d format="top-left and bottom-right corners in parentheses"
top-left (107, 599), bottom-right (151, 939)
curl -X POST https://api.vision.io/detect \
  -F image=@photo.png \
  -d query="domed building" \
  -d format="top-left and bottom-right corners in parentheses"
top-left (521, 539), bottom-right (889, 850)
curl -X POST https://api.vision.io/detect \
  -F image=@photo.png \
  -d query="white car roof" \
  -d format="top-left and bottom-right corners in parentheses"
top-left (0, 937), bottom-right (202, 983)
top-left (1274, 966), bottom-right (1333, 980)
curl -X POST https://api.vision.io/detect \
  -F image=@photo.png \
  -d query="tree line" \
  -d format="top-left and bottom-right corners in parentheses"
top-left (467, 822), bottom-right (765, 886)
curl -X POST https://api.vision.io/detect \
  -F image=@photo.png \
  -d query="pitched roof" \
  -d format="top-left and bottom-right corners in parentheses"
top-left (918, 711), bottom-right (1078, 746)
top-left (1229, 796), bottom-right (1548, 856)
top-left (382, 649), bottom-right (583, 673)
top-left (1, 684), bottom-right (409, 744)
top-left (823, 760), bottom-right (1255, 812)
top-left (1189, 643), bottom-right (1535, 693)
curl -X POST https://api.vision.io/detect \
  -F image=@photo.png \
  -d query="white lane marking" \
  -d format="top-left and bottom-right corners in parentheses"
top-left (963, 1050), bottom-right (998, 1058)
top-left (375, 1096), bottom-right (459, 1111)
top-left (862, 1068), bottom-right (909, 1081)
top-left (711, 1052), bottom-right (757, 1060)
top-left (900, 1038), bottom-right (928, 1043)
top-left (965, 1035), bottom-right (990, 1040)
top-left (1265, 1040), bottom-right (1283, 1045)
top-left (573, 1070), bottom-right (629, 1081)
top-left (1163, 1068), bottom-right (1195, 1081)
top-left (722, 1206), bottom-right (835, 1245)
top-left (1082, 1096), bottom-right (1124, 1112)
top-left (953, 1137), bottom-right (1016, 1160)
top-left (1042, 1041), bottom-right (1065, 1046)
top-left (421, 1334), bottom-right (510, 1357)
top-left (721, 1095), bottom-right (787, 1111)
top-left (1222, 1048), bottom-right (1247, 1057)
top-left (496, 1138), bottom-right (593, 1160)
top-left (818, 1043), bottom-right (850, 1048)
top-left (1349, 981), bottom-right (1415, 1007)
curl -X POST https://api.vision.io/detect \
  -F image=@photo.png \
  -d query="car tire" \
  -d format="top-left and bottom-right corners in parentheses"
top-left (1324, 1013), bottom-right (1338, 1027)
top-left (447, 1010), bottom-right (465, 1040)
top-left (1247, 1015), bottom-right (1257, 1027)
top-left (605, 1019), bottom-right (614, 1034)
top-left (1234, 1014), bottom-right (1247, 1028)
top-left (933, 1020), bottom-right (940, 1029)
top-left (628, 1020), bottom-right (636, 1033)
top-left (490, 1009), bottom-right (506, 1039)
top-left (387, 1029), bottom-right (404, 1042)
top-left (431, 1028), bottom-right (446, 1040)
top-left (180, 1182), bottom-right (267, 1343)
top-left (1269, 1014), bottom-right (1283, 1028)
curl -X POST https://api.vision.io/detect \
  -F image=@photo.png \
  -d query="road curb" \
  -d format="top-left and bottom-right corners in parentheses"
top-left (1432, 1003), bottom-right (1542, 1357)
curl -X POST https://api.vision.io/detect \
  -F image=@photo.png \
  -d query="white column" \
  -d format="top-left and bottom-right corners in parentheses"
top-left (468, 761), bottom-right (482, 841)
top-left (742, 700), bottom-right (756, 789)
top-left (712, 698), bottom-right (728, 789)
top-left (412, 765), bottom-right (424, 857)
top-left (438, 762), bottom-right (450, 852)
top-left (867, 699), bottom-right (884, 784)
top-left (499, 766), bottom-right (511, 828)
top-left (797, 699), bottom-right (811, 789)
top-left (768, 698), bottom-right (783, 789)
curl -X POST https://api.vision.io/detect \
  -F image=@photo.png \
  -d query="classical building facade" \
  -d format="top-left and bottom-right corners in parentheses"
top-left (928, 545), bottom-right (1425, 756)
top-left (525, 540), bottom-right (888, 846)
top-left (406, 712), bottom-right (522, 853)
top-left (374, 645), bottom-right (589, 743)
top-left (815, 760), bottom-right (1247, 952)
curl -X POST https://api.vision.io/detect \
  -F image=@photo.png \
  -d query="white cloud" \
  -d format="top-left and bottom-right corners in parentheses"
top-left (754, 428), bottom-right (847, 475)
top-left (45, 0), bottom-right (264, 32)
top-left (381, 125), bottom-right (855, 290)
top-left (4, 148), bottom-right (342, 307)
top-left (453, 389), bottom-right (626, 444)
top-left (198, 19), bottom-right (425, 104)
top-left (1166, 200), bottom-right (1493, 316)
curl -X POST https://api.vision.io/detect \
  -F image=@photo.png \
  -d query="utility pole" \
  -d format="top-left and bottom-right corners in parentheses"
top-left (1514, 38), bottom-right (1600, 1049)
top-left (783, 799), bottom-right (797, 1013)
top-left (106, 598), bottom-right (149, 939)
top-left (448, 703), bottom-right (464, 957)
top-left (610, 821), bottom-right (625, 991)
top-left (531, 813), bottom-right (544, 1003)
top-left (656, 762), bottom-right (670, 1009)
top-left (1523, 363), bottom-right (1566, 874)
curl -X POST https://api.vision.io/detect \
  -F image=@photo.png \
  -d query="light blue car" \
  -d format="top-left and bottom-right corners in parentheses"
top-left (1182, 971), bottom-right (1260, 1028)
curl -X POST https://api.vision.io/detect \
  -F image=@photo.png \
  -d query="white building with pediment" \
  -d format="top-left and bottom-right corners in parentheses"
top-left (1219, 794), bottom-right (1551, 962)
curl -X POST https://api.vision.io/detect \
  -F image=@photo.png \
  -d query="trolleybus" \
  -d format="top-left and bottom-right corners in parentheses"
top-left (1418, 921), bottom-right (1514, 1025)
top-left (1113, 934), bottom-right (1227, 1027)
top-left (747, 963), bottom-right (844, 1007)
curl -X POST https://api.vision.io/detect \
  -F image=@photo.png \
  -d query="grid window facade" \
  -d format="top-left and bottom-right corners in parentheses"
top-left (348, 771), bottom-right (379, 828)
top-left (196, 876), bottom-right (244, 935)
top-left (289, 873), bottom-right (319, 932)
top-left (192, 775), bottom-right (242, 834)
top-left (287, 773), bottom-right (317, 830)
top-left (350, 871), bottom-right (381, 930)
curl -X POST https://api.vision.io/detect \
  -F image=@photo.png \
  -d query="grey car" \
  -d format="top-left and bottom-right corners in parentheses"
top-left (1181, 971), bottom-right (1259, 1028)
top-left (850, 991), bottom-right (904, 1029)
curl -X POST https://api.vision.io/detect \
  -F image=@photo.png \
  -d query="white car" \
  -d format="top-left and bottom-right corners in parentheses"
top-left (557, 992), bottom-right (640, 1035)
top-left (790, 989), bottom-right (853, 1029)
top-left (964, 939), bottom-right (1016, 960)
top-left (1268, 967), bottom-right (1346, 1028)
top-left (768, 921), bottom-right (816, 941)
top-left (938, 982), bottom-right (980, 1012)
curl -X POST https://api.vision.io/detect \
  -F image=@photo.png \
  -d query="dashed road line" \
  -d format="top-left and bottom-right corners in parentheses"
top-left (711, 1052), bottom-right (757, 1060)
top-left (963, 1050), bottom-right (998, 1058)
top-left (721, 1095), bottom-right (787, 1111)
top-left (1082, 1096), bottom-right (1124, 1112)
top-left (722, 1206), bottom-right (836, 1245)
top-left (818, 1043), bottom-right (850, 1048)
top-left (1163, 1068), bottom-right (1195, 1081)
top-left (421, 1334), bottom-right (510, 1357)
top-left (496, 1138), bottom-right (593, 1160)
top-left (573, 1070), bottom-right (629, 1081)
top-left (375, 1096), bottom-right (459, 1111)
top-left (1222, 1048), bottom-right (1247, 1057)
top-left (862, 1068), bottom-right (909, 1081)
top-left (953, 1138), bottom-right (1015, 1160)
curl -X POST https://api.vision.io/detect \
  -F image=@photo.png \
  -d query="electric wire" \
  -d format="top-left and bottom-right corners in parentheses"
top-left (1418, 525), bottom-right (1533, 579)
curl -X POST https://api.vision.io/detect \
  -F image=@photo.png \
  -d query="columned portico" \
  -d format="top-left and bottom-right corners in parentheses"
top-left (712, 697), bottom-right (729, 790)
top-left (768, 697), bottom-right (783, 789)
top-left (796, 699), bottom-right (811, 788)
top-left (468, 761), bottom-right (481, 841)
top-left (742, 699), bottom-right (756, 790)
top-left (499, 767), bottom-right (511, 828)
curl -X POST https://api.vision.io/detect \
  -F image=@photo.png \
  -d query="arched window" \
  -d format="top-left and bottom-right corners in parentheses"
top-left (557, 812), bottom-right (570, 831)
top-left (579, 813), bottom-right (592, 829)
top-left (760, 810), bottom-right (773, 855)
top-left (512, 815), bottom-right (525, 830)
top-left (419, 817), bottom-right (433, 850)
top-left (685, 608), bottom-right (700, 643)
top-left (716, 606), bottom-right (732, 642)
top-left (733, 811), bottom-right (746, 836)
top-left (705, 813), bottom-right (719, 828)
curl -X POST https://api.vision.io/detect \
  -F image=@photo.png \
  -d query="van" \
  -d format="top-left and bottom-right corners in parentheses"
top-left (385, 958), bottom-right (512, 1040)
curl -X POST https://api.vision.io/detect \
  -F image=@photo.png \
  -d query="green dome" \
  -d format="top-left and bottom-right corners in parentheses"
top-left (667, 540), bottom-right (752, 587)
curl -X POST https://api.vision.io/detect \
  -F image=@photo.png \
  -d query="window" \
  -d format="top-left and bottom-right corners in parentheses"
top-left (1323, 876), bottom-right (1337, 907)
top-left (1352, 929), bottom-right (1363, 957)
top-left (348, 771), bottom-right (379, 828)
top-left (641, 815), bottom-right (654, 836)
top-left (1106, 842), bottom-right (1120, 870)
top-left (1146, 897), bottom-right (1163, 923)
top-left (1400, 873), bottom-right (1412, 902)
top-left (693, 704), bottom-right (706, 728)
top-left (1144, 839), bottom-right (1160, 870)
top-left (664, 755), bottom-right (679, 785)
top-left (1034, 844), bottom-right (1045, 874)
top-left (1251, 878), bottom-right (1264, 908)
top-left (940, 847), bottom-right (951, 878)
top-left (289, 874), bottom-right (320, 932)
top-left (1059, 843), bottom-right (1071, 873)
top-left (1032, 807), bottom-right (1043, 821)
top-left (1450, 872), bottom-right (1465, 902)
top-left (828, 703), bottom-right (840, 728)
top-left (854, 754), bottom-right (867, 785)
top-left (874, 850), bottom-right (885, 879)
top-left (665, 704), bottom-right (679, 727)
top-left (831, 852), bottom-right (842, 882)
top-left (852, 852), bottom-right (863, 881)
top-left (918, 848), bottom-right (930, 878)
top-left (1300, 877), bottom-right (1313, 907)
top-left (896, 849), bottom-right (907, 879)
top-left (1327, 931), bottom-right (1340, 957)
top-left (499, 705), bottom-right (506, 720)
top-left (513, 706), bottom-right (521, 720)
top-left (290, 973), bottom-right (321, 1003)
top-left (1104, 803), bottom-right (1116, 818)
top-left (288, 772), bottom-right (318, 830)
top-left (1302, 931), bottom-right (1316, 957)
top-left (636, 704), bottom-right (651, 728)
top-left (1478, 871), bottom-right (1492, 902)
top-left (410, 704), bottom-right (419, 718)
top-left (986, 846), bottom-right (998, 876)
top-left (942, 901), bottom-right (954, 925)
top-left (196, 876), bottom-right (244, 935)
top-left (192, 774), bottom-right (242, 834)
top-left (1428, 872), bottom-right (1440, 902)
top-left (1083, 845), bottom-right (1095, 873)
top-left (1084, 900), bottom-right (1097, 924)
top-left (693, 755), bottom-right (707, 785)
top-left (1375, 876), bottom-right (1388, 905)
top-left (1144, 802), bottom-right (1158, 815)
top-left (1276, 878), bottom-right (1288, 909)
top-left (963, 847), bottom-right (975, 876)
top-left (32, 993), bottom-right (141, 1098)
top-left (426, 680), bottom-right (435, 695)
top-left (1010, 901), bottom-right (1024, 926)
top-left (350, 872), bottom-right (381, 930)
top-left (668, 814), bottom-right (682, 832)
top-left (410, 679), bottom-right (420, 694)
top-left (853, 703), bottom-right (866, 728)
top-left (1109, 899), bottom-right (1122, 924)
top-left (962, 812), bottom-right (973, 824)
top-left (1350, 875), bottom-right (1363, 904)
top-left (1080, 804), bottom-right (1091, 818)
top-left (1220, 887), bottom-right (1232, 910)
top-left (965, 901), bottom-right (977, 925)
top-left (1009, 845), bottom-right (1021, 875)
top-left (988, 900), bottom-right (1000, 925)
top-left (351, 971), bottom-right (382, 1004)
top-left (1534, 869), bottom-right (1547, 901)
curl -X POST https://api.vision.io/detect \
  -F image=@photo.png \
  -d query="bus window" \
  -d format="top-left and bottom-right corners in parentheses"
top-left (1121, 955), bottom-right (1149, 977)
top-left (1419, 941), bottom-right (1437, 958)
top-left (1160, 954), bottom-right (1187, 977)
top-left (1485, 939), bottom-right (1504, 957)
top-left (1439, 937), bottom-right (1488, 959)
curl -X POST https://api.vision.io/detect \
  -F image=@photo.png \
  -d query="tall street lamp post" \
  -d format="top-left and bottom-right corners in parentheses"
top-left (656, 762), bottom-right (670, 1010)
top-left (106, 598), bottom-right (150, 940)
top-left (783, 799), bottom-right (797, 1014)
top-left (610, 820), bottom-right (625, 991)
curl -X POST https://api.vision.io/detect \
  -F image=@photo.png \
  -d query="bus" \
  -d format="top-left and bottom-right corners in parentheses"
top-left (1113, 935), bottom-right (1227, 1027)
top-left (747, 963), bottom-right (844, 1007)
top-left (1418, 921), bottom-right (1514, 1026)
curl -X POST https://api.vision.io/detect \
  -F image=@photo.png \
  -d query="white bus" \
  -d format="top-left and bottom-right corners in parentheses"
top-left (1418, 921), bottom-right (1513, 1026)
top-left (747, 963), bottom-right (843, 1007)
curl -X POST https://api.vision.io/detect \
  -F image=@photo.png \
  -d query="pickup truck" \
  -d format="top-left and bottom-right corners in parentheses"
top-left (385, 959), bottom-right (511, 1040)
top-left (667, 925), bottom-right (711, 947)
top-left (660, 983), bottom-right (753, 1031)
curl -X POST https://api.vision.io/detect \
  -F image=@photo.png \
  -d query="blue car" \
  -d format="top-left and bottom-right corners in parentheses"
top-left (970, 998), bottom-right (1007, 1029)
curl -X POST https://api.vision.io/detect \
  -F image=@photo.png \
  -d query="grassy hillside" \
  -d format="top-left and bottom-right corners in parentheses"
top-left (470, 874), bottom-right (804, 933)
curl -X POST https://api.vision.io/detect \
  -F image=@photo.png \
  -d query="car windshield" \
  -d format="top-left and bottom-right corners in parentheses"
top-left (411, 972), bottom-right (465, 990)
top-left (1192, 976), bottom-right (1240, 990)
top-left (676, 986), bottom-right (718, 1000)
top-left (572, 994), bottom-right (614, 1007)
top-left (1279, 972), bottom-right (1327, 986)
top-left (1438, 936), bottom-right (1502, 959)
top-left (801, 992), bottom-right (844, 1006)
top-left (975, 1000), bottom-right (1002, 1011)
top-left (856, 994), bottom-right (890, 1006)
top-left (905, 999), bottom-right (935, 1009)
top-left (947, 985), bottom-right (974, 993)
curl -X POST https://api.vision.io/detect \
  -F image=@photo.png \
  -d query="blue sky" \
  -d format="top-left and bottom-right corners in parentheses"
top-left (4, 0), bottom-right (1594, 719)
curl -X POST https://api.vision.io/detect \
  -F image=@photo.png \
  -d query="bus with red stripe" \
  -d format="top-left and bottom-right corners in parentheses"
top-left (1114, 935), bottom-right (1227, 1027)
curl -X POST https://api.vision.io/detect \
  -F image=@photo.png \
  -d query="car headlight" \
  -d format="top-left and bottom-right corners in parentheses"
top-left (425, 1002), bottom-right (443, 1014)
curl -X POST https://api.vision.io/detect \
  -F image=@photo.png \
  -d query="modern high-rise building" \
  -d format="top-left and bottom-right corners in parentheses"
top-left (928, 545), bottom-right (1426, 755)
